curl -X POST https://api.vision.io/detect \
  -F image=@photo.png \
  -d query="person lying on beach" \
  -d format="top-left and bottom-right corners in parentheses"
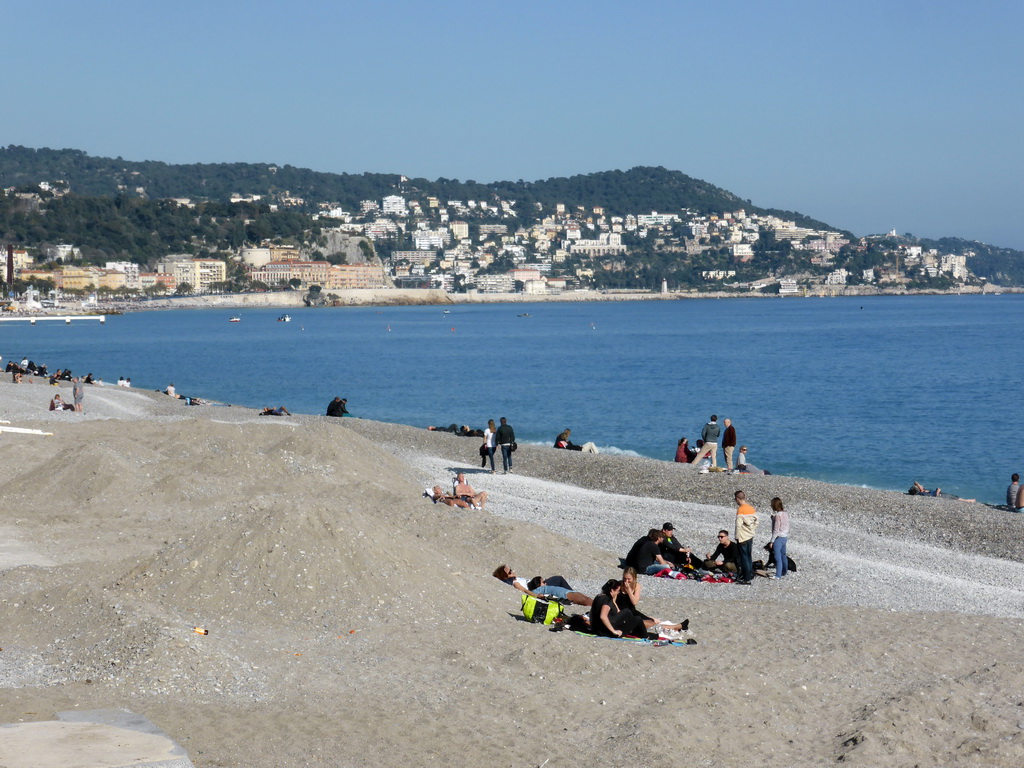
top-left (492, 565), bottom-right (593, 606)
top-left (617, 567), bottom-right (690, 633)
top-left (424, 486), bottom-right (473, 508)
top-left (554, 428), bottom-right (599, 453)
top-left (260, 406), bottom-right (291, 416)
top-left (908, 481), bottom-right (975, 502)
top-left (452, 472), bottom-right (487, 509)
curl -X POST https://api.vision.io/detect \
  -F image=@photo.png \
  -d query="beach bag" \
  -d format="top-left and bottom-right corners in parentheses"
top-left (521, 594), bottom-right (564, 625)
top-left (511, 441), bottom-right (518, 452)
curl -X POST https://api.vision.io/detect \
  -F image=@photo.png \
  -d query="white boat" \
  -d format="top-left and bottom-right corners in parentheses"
top-left (229, 316), bottom-right (241, 323)
top-left (277, 314), bottom-right (291, 322)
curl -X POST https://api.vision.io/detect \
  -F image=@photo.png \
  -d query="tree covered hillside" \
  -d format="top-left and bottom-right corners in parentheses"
top-left (0, 146), bottom-right (833, 229)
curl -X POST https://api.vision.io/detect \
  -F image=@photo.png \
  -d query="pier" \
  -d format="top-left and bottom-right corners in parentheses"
top-left (0, 315), bottom-right (106, 325)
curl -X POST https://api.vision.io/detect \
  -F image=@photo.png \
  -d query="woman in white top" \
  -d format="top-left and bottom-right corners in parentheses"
top-left (482, 419), bottom-right (497, 473)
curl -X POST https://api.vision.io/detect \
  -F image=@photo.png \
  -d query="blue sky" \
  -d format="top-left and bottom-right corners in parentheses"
top-left (5, 1), bottom-right (1023, 248)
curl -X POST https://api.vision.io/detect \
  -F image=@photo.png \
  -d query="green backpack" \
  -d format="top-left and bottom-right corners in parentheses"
top-left (521, 594), bottom-right (565, 625)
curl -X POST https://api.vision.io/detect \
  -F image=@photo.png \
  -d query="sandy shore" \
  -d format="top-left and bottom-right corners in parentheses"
top-left (0, 379), bottom-right (1022, 767)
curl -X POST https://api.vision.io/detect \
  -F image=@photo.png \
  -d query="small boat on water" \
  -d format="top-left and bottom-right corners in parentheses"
top-left (277, 314), bottom-right (291, 322)
top-left (229, 316), bottom-right (241, 323)
top-left (442, 309), bottom-right (451, 315)
top-left (518, 313), bottom-right (532, 318)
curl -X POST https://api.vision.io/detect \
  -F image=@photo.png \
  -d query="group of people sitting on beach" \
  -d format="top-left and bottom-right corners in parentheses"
top-left (622, 496), bottom-right (793, 586)
top-left (7, 359), bottom-right (53, 383)
top-left (492, 564), bottom-right (692, 642)
top-left (675, 437), bottom-right (767, 475)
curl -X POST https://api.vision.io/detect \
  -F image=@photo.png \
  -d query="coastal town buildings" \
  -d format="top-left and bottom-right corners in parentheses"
top-left (3, 177), bottom-right (988, 299)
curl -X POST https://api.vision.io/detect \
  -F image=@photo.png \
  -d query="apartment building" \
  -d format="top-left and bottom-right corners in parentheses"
top-left (173, 259), bottom-right (227, 293)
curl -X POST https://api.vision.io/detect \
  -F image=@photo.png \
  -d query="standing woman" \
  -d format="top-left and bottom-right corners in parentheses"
top-left (769, 497), bottom-right (790, 579)
top-left (482, 419), bottom-right (497, 474)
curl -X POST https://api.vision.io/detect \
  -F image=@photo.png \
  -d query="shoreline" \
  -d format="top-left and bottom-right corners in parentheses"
top-left (8, 282), bottom-right (1018, 316)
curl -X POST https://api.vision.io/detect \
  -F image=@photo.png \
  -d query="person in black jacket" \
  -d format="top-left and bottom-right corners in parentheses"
top-left (495, 416), bottom-right (515, 474)
top-left (326, 397), bottom-right (349, 417)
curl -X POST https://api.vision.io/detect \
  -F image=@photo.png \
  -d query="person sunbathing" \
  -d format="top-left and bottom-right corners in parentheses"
top-left (452, 472), bottom-right (487, 509)
top-left (492, 565), bottom-right (593, 606)
top-left (424, 486), bottom-right (473, 508)
top-left (260, 406), bottom-right (291, 416)
top-left (908, 481), bottom-right (975, 502)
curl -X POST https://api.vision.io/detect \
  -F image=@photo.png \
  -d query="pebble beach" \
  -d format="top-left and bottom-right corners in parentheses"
top-left (1, 378), bottom-right (1022, 767)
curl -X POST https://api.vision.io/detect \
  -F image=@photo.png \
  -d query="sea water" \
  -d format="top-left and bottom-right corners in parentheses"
top-left (3, 294), bottom-right (1021, 505)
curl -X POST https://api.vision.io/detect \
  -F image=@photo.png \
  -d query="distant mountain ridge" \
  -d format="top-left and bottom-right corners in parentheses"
top-left (0, 145), bottom-right (837, 232)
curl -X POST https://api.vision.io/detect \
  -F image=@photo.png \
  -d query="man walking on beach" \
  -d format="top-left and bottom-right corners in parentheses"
top-left (496, 417), bottom-right (515, 474)
top-left (72, 376), bottom-right (84, 413)
top-left (734, 490), bottom-right (758, 584)
top-left (722, 418), bottom-right (737, 471)
top-left (691, 414), bottom-right (720, 468)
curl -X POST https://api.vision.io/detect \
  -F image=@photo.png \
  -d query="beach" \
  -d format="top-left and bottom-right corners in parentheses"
top-left (0, 380), bottom-right (1022, 767)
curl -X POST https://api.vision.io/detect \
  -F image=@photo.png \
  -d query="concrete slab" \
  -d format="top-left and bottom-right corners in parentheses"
top-left (0, 709), bottom-right (193, 768)
top-left (0, 530), bottom-right (54, 571)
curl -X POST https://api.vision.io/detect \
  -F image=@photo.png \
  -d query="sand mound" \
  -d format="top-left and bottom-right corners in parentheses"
top-left (3, 393), bottom-right (1024, 767)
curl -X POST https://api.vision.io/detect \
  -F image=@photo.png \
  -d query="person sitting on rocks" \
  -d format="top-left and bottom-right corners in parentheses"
top-left (658, 523), bottom-right (707, 573)
top-left (704, 529), bottom-right (738, 574)
top-left (624, 529), bottom-right (685, 578)
top-left (452, 472), bottom-right (487, 509)
top-left (326, 397), bottom-right (349, 417)
top-left (492, 565), bottom-right (593, 606)
top-left (49, 393), bottom-right (74, 412)
top-left (554, 428), bottom-right (599, 453)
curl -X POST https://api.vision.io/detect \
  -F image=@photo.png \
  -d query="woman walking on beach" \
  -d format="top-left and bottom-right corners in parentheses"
top-left (482, 419), bottom-right (497, 473)
top-left (769, 497), bottom-right (789, 579)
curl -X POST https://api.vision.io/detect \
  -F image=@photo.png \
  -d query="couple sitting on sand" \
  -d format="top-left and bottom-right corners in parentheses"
top-left (623, 526), bottom-right (709, 580)
top-left (493, 564), bottom-right (691, 641)
top-left (424, 472), bottom-right (488, 509)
